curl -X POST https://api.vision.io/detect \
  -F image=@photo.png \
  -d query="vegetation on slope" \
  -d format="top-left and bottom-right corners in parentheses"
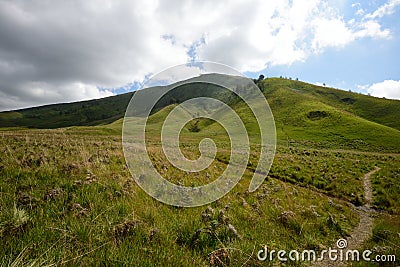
top-left (262, 78), bottom-right (400, 131)
top-left (1, 76), bottom-right (400, 137)
top-left (262, 83), bottom-right (400, 152)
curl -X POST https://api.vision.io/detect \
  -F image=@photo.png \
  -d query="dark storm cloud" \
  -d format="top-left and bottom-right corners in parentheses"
top-left (0, 1), bottom-right (187, 110)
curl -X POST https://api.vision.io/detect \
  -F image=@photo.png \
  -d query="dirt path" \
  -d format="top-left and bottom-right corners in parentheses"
top-left (363, 167), bottom-right (380, 209)
top-left (311, 167), bottom-right (381, 267)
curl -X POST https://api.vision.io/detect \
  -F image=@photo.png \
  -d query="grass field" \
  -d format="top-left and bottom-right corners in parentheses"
top-left (0, 125), bottom-right (399, 266)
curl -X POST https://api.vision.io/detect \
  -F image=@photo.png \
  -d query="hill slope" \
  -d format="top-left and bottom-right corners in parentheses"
top-left (1, 76), bottom-right (400, 152)
top-left (120, 84), bottom-right (400, 152)
top-left (0, 73), bottom-right (242, 129)
top-left (262, 82), bottom-right (400, 151)
top-left (262, 78), bottom-right (400, 131)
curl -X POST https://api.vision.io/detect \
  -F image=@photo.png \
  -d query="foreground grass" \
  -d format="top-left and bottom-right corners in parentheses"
top-left (354, 214), bottom-right (400, 267)
top-left (0, 127), bottom-right (399, 266)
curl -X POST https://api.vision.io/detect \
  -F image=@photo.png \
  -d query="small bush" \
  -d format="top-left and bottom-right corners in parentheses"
top-left (307, 111), bottom-right (328, 120)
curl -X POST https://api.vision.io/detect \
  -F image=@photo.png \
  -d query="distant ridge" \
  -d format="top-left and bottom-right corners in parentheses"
top-left (0, 92), bottom-right (133, 129)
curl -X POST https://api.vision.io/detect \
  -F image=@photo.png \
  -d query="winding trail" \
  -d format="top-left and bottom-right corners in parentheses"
top-left (311, 167), bottom-right (381, 267)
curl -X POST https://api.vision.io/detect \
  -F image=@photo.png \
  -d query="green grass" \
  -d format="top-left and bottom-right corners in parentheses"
top-left (371, 161), bottom-right (400, 214)
top-left (143, 77), bottom-right (400, 153)
top-left (355, 214), bottom-right (400, 266)
top-left (264, 83), bottom-right (400, 152)
top-left (132, 102), bottom-right (396, 205)
top-left (1, 75), bottom-right (400, 136)
top-left (1, 126), bottom-right (399, 266)
top-left (262, 78), bottom-right (400, 131)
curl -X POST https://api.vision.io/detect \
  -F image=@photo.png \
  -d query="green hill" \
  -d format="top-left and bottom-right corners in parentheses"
top-left (0, 74), bottom-right (241, 129)
top-left (1, 76), bottom-right (400, 152)
top-left (262, 82), bottom-right (400, 151)
top-left (129, 84), bottom-right (400, 152)
top-left (121, 76), bottom-right (400, 152)
top-left (262, 78), bottom-right (400, 131)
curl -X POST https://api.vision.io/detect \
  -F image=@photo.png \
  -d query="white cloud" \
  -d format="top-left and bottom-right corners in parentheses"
top-left (312, 18), bottom-right (354, 50)
top-left (0, 0), bottom-right (397, 110)
top-left (365, 80), bottom-right (400, 100)
top-left (365, 0), bottom-right (400, 19)
top-left (351, 2), bottom-right (365, 16)
top-left (355, 8), bottom-right (365, 16)
top-left (197, 0), bottom-right (323, 71)
top-left (355, 20), bottom-right (391, 39)
top-left (311, 9), bottom-right (392, 51)
top-left (0, 81), bottom-right (114, 110)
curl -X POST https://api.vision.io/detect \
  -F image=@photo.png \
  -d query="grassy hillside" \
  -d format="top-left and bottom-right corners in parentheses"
top-left (2, 76), bottom-right (400, 136)
top-left (119, 79), bottom-right (400, 153)
top-left (0, 73), bottom-right (242, 129)
top-left (263, 83), bottom-right (400, 152)
top-left (262, 78), bottom-right (400, 131)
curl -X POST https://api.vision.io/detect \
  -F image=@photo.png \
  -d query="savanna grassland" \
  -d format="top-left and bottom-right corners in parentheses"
top-left (1, 77), bottom-right (400, 266)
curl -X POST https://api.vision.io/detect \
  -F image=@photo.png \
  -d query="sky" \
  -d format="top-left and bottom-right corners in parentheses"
top-left (0, 0), bottom-right (399, 111)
